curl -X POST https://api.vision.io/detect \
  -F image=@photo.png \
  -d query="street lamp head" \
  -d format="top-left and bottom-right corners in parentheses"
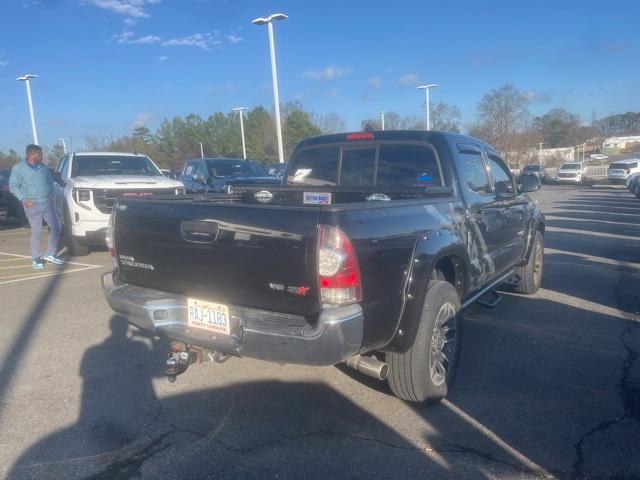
top-left (232, 107), bottom-right (248, 112)
top-left (17, 74), bottom-right (38, 82)
top-left (252, 12), bottom-right (287, 25)
top-left (417, 83), bottom-right (438, 90)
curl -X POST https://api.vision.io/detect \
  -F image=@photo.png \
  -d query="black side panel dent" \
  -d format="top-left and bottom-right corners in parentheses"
top-left (382, 229), bottom-right (471, 353)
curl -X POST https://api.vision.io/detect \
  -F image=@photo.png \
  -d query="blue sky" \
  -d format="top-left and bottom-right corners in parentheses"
top-left (0, 0), bottom-right (638, 152)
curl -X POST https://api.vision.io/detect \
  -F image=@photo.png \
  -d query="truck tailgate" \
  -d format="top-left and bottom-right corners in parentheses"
top-left (114, 200), bottom-right (321, 316)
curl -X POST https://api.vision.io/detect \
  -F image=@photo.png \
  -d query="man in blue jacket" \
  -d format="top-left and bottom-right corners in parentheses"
top-left (9, 144), bottom-right (64, 269)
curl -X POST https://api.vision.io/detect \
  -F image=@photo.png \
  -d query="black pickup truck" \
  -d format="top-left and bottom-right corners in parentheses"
top-left (102, 130), bottom-right (544, 403)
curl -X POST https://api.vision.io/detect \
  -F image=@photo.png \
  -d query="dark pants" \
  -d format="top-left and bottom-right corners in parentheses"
top-left (24, 201), bottom-right (61, 259)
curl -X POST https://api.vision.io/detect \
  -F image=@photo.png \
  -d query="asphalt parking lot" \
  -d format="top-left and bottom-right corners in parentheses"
top-left (0, 185), bottom-right (638, 480)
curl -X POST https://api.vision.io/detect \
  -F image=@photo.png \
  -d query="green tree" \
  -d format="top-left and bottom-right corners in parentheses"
top-left (283, 109), bottom-right (322, 158)
top-left (533, 108), bottom-right (582, 148)
top-left (46, 144), bottom-right (66, 166)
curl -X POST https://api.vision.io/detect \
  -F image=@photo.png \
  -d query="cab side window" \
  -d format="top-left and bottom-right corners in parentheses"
top-left (55, 155), bottom-right (69, 183)
top-left (485, 152), bottom-right (515, 195)
top-left (456, 143), bottom-right (492, 205)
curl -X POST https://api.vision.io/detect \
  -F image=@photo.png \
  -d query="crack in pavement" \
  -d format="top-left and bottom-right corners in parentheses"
top-left (211, 429), bottom-right (550, 478)
top-left (81, 431), bottom-right (173, 480)
top-left (570, 321), bottom-right (639, 479)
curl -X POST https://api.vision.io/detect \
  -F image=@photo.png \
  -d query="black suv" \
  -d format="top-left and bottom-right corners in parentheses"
top-left (180, 158), bottom-right (280, 194)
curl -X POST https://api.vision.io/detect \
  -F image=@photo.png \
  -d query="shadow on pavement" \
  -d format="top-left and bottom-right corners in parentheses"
top-left (0, 264), bottom-right (68, 423)
top-left (8, 292), bottom-right (640, 480)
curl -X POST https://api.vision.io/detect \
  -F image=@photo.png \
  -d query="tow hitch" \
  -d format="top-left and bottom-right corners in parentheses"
top-left (163, 341), bottom-right (230, 382)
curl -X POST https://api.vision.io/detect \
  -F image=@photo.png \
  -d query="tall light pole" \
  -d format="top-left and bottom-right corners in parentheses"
top-left (58, 138), bottom-right (67, 154)
top-left (538, 142), bottom-right (544, 166)
top-left (417, 83), bottom-right (438, 130)
top-left (199, 141), bottom-right (204, 158)
top-left (379, 111), bottom-right (385, 130)
top-left (252, 12), bottom-right (287, 164)
top-left (17, 74), bottom-right (39, 145)
top-left (233, 107), bottom-right (249, 159)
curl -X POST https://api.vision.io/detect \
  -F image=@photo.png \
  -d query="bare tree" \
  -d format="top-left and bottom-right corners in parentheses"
top-left (430, 102), bottom-right (462, 132)
top-left (474, 84), bottom-right (530, 162)
top-left (315, 112), bottom-right (347, 134)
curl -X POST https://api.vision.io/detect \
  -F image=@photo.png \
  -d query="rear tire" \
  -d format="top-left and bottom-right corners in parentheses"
top-left (514, 230), bottom-right (543, 294)
top-left (63, 208), bottom-right (90, 257)
top-left (387, 280), bottom-right (463, 403)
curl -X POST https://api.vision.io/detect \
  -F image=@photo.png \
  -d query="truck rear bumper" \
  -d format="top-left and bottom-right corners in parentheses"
top-left (101, 271), bottom-right (363, 366)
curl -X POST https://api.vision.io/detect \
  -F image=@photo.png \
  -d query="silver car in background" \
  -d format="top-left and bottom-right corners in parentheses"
top-left (608, 158), bottom-right (640, 185)
top-left (555, 162), bottom-right (587, 184)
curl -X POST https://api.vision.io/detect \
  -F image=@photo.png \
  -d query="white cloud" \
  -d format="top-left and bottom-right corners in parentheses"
top-left (163, 33), bottom-right (220, 50)
top-left (327, 89), bottom-right (338, 97)
top-left (397, 73), bottom-right (419, 86)
top-left (130, 112), bottom-right (153, 129)
top-left (302, 66), bottom-right (352, 81)
top-left (113, 31), bottom-right (161, 44)
top-left (523, 90), bottom-right (552, 103)
top-left (368, 77), bottom-right (382, 88)
top-left (0, 61), bottom-right (9, 67)
top-left (205, 82), bottom-right (236, 94)
top-left (80, 0), bottom-right (161, 19)
top-left (226, 34), bottom-right (242, 44)
top-left (123, 17), bottom-right (137, 27)
top-left (157, 55), bottom-right (168, 62)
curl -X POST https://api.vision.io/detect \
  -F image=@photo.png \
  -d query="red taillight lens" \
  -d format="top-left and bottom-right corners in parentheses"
top-left (317, 225), bottom-right (362, 305)
top-left (346, 132), bottom-right (374, 141)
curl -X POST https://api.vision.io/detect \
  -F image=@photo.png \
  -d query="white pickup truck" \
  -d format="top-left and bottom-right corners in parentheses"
top-left (53, 152), bottom-right (184, 256)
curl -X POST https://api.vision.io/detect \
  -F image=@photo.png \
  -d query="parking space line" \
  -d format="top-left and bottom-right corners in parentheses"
top-left (544, 214), bottom-right (640, 228)
top-left (519, 288), bottom-right (635, 321)
top-left (0, 266), bottom-right (99, 285)
top-left (0, 230), bottom-right (31, 237)
top-left (0, 251), bottom-right (102, 268)
top-left (546, 226), bottom-right (639, 242)
top-left (0, 264), bottom-right (38, 270)
top-left (0, 257), bottom-right (32, 262)
top-left (442, 400), bottom-right (551, 477)
top-left (545, 248), bottom-right (639, 270)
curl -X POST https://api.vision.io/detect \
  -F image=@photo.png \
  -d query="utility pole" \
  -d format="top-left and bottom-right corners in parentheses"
top-left (538, 143), bottom-right (544, 166)
top-left (417, 84), bottom-right (438, 130)
top-left (17, 74), bottom-right (39, 144)
top-left (379, 111), bottom-right (385, 130)
top-left (233, 107), bottom-right (249, 159)
top-left (252, 13), bottom-right (288, 163)
top-left (199, 142), bottom-right (204, 158)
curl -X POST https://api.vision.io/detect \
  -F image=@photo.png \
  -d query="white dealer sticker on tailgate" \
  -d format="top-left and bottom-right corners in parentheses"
top-left (303, 192), bottom-right (332, 205)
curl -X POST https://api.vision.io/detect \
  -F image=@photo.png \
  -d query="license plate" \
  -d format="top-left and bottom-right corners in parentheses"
top-left (187, 298), bottom-right (230, 335)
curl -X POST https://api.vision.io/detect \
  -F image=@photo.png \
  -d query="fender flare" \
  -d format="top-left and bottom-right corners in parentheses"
top-left (383, 230), bottom-right (471, 353)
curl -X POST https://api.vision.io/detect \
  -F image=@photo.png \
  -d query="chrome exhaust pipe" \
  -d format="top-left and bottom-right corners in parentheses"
top-left (346, 355), bottom-right (389, 380)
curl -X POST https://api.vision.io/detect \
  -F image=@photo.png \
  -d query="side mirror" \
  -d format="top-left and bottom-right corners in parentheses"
top-left (518, 174), bottom-right (541, 193)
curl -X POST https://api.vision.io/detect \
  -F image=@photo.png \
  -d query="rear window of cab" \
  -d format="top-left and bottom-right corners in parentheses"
top-left (286, 144), bottom-right (444, 188)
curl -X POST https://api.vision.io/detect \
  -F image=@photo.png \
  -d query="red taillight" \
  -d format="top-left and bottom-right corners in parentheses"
top-left (317, 225), bottom-right (362, 305)
top-left (346, 132), bottom-right (374, 141)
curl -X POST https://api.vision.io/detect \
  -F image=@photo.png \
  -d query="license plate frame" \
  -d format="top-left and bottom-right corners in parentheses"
top-left (187, 298), bottom-right (231, 335)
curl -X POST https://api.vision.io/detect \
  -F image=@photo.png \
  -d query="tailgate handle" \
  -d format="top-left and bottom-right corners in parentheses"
top-left (181, 220), bottom-right (219, 243)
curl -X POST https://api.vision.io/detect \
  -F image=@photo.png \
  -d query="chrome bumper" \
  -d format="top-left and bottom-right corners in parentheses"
top-left (101, 271), bottom-right (363, 366)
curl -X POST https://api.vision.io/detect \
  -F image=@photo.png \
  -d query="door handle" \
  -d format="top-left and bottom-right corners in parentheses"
top-left (181, 220), bottom-right (219, 243)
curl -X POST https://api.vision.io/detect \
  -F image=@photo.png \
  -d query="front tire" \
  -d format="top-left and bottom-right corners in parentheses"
top-left (63, 208), bottom-right (90, 257)
top-left (387, 280), bottom-right (463, 403)
top-left (514, 230), bottom-right (543, 294)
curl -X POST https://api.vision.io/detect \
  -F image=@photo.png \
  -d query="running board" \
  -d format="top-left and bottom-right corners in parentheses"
top-left (477, 289), bottom-right (502, 308)
top-left (462, 270), bottom-right (515, 309)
